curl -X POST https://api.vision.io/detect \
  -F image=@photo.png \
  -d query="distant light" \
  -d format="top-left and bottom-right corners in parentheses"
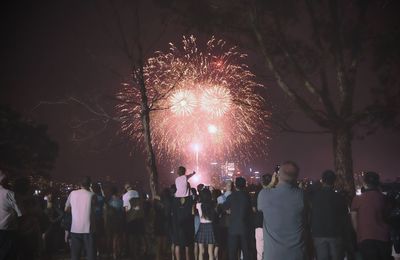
top-left (192, 174), bottom-right (200, 183)
top-left (254, 171), bottom-right (259, 174)
top-left (192, 143), bottom-right (201, 152)
top-left (211, 162), bottom-right (218, 165)
top-left (207, 124), bottom-right (218, 134)
top-left (170, 171), bottom-right (174, 174)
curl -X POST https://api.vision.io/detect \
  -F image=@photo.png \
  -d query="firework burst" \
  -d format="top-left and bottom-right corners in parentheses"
top-left (201, 86), bottom-right (232, 118)
top-left (170, 89), bottom-right (197, 116)
top-left (117, 36), bottom-right (270, 164)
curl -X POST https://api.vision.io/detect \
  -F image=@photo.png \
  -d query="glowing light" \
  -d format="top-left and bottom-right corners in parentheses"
top-left (116, 35), bottom-right (270, 164)
top-left (192, 174), bottom-right (200, 182)
top-left (170, 90), bottom-right (197, 116)
top-left (207, 124), bottom-right (218, 134)
top-left (201, 86), bottom-right (232, 117)
top-left (192, 143), bottom-right (201, 152)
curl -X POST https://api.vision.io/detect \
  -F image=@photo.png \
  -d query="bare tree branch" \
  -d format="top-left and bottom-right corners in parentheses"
top-left (271, 114), bottom-right (330, 134)
top-left (31, 96), bottom-right (121, 122)
top-left (249, 11), bottom-right (330, 128)
top-left (271, 12), bottom-right (320, 97)
top-left (304, 0), bottom-right (338, 118)
top-left (108, 0), bottom-right (136, 67)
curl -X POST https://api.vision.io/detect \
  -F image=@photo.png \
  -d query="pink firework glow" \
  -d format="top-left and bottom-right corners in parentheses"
top-left (117, 36), bottom-right (270, 165)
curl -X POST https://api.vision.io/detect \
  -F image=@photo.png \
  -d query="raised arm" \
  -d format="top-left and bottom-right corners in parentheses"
top-left (187, 171), bottom-right (196, 179)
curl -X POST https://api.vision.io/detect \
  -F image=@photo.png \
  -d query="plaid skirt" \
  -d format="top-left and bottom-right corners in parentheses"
top-left (195, 223), bottom-right (215, 244)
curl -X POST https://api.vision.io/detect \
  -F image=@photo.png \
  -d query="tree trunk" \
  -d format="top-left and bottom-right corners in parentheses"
top-left (332, 126), bottom-right (355, 202)
top-left (138, 82), bottom-right (159, 199)
top-left (141, 110), bottom-right (158, 199)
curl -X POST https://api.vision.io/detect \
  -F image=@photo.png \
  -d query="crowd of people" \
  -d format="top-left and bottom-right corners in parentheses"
top-left (0, 161), bottom-right (400, 260)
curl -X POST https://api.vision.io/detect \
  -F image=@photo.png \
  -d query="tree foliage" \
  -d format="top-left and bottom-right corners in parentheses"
top-left (162, 0), bottom-right (400, 197)
top-left (0, 105), bottom-right (58, 176)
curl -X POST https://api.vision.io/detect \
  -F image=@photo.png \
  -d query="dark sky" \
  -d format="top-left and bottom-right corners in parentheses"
top-left (1, 0), bottom-right (399, 187)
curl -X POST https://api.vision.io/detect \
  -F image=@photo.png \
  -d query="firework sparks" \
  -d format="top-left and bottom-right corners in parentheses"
top-left (170, 89), bottom-right (197, 116)
top-left (201, 86), bottom-right (232, 117)
top-left (117, 36), bottom-right (270, 164)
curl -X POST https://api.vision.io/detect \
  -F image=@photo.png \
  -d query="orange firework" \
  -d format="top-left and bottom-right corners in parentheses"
top-left (117, 36), bottom-right (270, 164)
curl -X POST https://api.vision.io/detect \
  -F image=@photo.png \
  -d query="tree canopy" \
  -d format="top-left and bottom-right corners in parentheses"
top-left (0, 105), bottom-right (58, 176)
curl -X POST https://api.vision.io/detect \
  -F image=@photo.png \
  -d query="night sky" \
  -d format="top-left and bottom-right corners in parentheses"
top-left (1, 0), bottom-right (399, 187)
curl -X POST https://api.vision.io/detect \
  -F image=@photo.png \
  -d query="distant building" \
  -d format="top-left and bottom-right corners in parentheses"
top-left (220, 161), bottom-right (235, 183)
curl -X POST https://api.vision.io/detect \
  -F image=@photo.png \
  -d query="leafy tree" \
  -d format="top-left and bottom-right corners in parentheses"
top-left (165, 0), bottom-right (400, 197)
top-left (0, 105), bottom-right (58, 176)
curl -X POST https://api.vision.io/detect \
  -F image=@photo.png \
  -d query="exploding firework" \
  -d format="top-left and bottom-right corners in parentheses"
top-left (201, 86), bottom-right (232, 118)
top-left (170, 89), bottom-right (197, 116)
top-left (117, 36), bottom-right (270, 164)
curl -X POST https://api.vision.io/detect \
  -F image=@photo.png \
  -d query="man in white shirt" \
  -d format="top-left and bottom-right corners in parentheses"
top-left (0, 170), bottom-right (22, 260)
top-left (122, 182), bottom-right (140, 211)
top-left (65, 176), bottom-right (96, 260)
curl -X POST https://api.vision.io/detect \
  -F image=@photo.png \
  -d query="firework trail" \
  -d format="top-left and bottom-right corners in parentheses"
top-left (117, 36), bottom-right (270, 166)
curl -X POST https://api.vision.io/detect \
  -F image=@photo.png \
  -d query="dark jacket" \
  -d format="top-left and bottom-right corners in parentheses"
top-left (310, 186), bottom-right (347, 237)
top-left (224, 190), bottom-right (252, 235)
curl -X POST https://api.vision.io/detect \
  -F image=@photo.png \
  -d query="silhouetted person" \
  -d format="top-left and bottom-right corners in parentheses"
top-left (0, 170), bottom-right (22, 260)
top-left (42, 192), bottom-right (63, 260)
top-left (351, 171), bottom-right (391, 260)
top-left (172, 166), bottom-right (196, 260)
top-left (224, 177), bottom-right (252, 260)
top-left (254, 173), bottom-right (274, 260)
top-left (310, 170), bottom-right (347, 260)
